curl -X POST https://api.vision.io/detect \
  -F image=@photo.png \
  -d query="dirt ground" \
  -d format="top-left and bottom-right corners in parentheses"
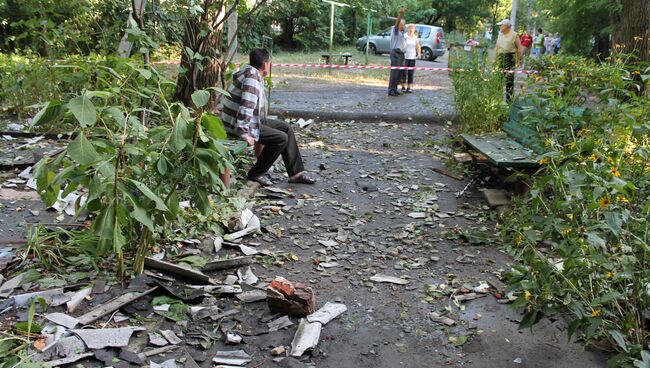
top-left (0, 54), bottom-right (607, 367)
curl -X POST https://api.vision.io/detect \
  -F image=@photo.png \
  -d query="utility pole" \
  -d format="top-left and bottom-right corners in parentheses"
top-left (510, 0), bottom-right (518, 29)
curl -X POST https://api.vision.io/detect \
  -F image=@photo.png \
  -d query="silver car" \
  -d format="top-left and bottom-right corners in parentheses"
top-left (356, 24), bottom-right (445, 61)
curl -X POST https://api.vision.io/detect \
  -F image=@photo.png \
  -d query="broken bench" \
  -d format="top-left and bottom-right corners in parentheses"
top-left (460, 100), bottom-right (543, 169)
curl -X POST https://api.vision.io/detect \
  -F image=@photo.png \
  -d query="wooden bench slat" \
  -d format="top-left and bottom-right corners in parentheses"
top-left (460, 133), bottom-right (540, 168)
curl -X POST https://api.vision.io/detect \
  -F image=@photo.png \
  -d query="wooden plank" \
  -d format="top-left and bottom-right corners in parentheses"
top-left (461, 133), bottom-right (539, 168)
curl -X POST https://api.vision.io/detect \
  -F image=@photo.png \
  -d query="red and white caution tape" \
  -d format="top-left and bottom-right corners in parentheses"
top-left (151, 60), bottom-right (538, 74)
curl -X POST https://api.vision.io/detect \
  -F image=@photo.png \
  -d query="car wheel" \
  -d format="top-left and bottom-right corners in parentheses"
top-left (422, 48), bottom-right (433, 61)
top-left (369, 43), bottom-right (378, 55)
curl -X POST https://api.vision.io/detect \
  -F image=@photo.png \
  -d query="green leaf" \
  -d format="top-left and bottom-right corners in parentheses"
top-left (179, 255), bottom-right (207, 268)
top-left (31, 101), bottom-right (65, 126)
top-left (191, 90), bottom-right (210, 108)
top-left (156, 157), bottom-right (168, 175)
top-left (152, 295), bottom-right (181, 306)
top-left (609, 329), bottom-right (628, 352)
top-left (193, 188), bottom-right (210, 215)
top-left (126, 179), bottom-right (169, 211)
top-left (518, 310), bottom-right (540, 330)
top-left (93, 203), bottom-right (115, 240)
top-left (130, 200), bottom-right (155, 232)
top-left (14, 321), bottom-right (42, 334)
top-left (67, 133), bottom-right (100, 166)
top-left (604, 212), bottom-right (623, 237)
top-left (202, 113), bottom-right (227, 140)
top-left (68, 94), bottom-right (97, 127)
top-left (170, 114), bottom-right (188, 153)
top-left (156, 302), bottom-right (189, 323)
top-left (137, 68), bottom-right (152, 80)
top-left (586, 232), bottom-right (606, 249)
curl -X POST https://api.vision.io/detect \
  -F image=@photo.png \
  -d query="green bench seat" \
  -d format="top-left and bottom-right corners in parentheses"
top-left (461, 99), bottom-right (587, 169)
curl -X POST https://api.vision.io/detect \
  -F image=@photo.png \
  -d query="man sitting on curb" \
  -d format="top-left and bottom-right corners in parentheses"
top-left (220, 48), bottom-right (315, 187)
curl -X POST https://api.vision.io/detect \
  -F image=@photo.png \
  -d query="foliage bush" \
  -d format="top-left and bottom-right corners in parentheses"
top-left (30, 59), bottom-right (238, 278)
top-left (449, 48), bottom-right (508, 133)
top-left (0, 54), bottom-right (131, 118)
top-left (498, 55), bottom-right (650, 366)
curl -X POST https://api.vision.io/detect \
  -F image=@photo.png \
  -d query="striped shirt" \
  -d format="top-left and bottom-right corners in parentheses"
top-left (220, 65), bottom-right (265, 140)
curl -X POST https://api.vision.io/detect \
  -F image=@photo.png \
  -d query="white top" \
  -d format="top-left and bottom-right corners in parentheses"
top-left (496, 31), bottom-right (517, 54)
top-left (404, 34), bottom-right (418, 59)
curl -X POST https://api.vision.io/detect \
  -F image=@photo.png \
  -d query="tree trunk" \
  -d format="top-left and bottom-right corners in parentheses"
top-left (174, 0), bottom-right (235, 109)
top-left (611, 0), bottom-right (650, 62)
top-left (349, 9), bottom-right (357, 41)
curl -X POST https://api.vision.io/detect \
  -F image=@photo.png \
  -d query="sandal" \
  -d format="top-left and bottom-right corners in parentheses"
top-left (248, 174), bottom-right (273, 186)
top-left (288, 173), bottom-right (316, 184)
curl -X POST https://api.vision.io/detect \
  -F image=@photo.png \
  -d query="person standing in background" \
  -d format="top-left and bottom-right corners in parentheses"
top-left (388, 7), bottom-right (406, 97)
top-left (533, 29), bottom-right (545, 58)
top-left (401, 24), bottom-right (421, 93)
top-left (544, 33), bottom-right (555, 55)
top-left (494, 19), bottom-right (523, 102)
top-left (521, 30), bottom-right (533, 57)
top-left (554, 34), bottom-right (561, 54)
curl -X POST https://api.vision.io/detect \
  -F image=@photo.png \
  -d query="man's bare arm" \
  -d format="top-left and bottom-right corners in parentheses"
top-left (395, 7), bottom-right (404, 29)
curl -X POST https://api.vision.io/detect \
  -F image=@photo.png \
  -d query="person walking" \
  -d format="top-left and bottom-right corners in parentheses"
top-left (220, 49), bottom-right (315, 186)
top-left (533, 28), bottom-right (545, 58)
top-left (387, 7), bottom-right (406, 97)
top-left (494, 19), bottom-right (523, 102)
top-left (400, 24), bottom-right (421, 93)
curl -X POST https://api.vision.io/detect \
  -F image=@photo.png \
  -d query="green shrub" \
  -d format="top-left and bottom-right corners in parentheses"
top-left (449, 48), bottom-right (508, 134)
top-left (0, 54), bottom-right (130, 118)
top-left (499, 55), bottom-right (650, 366)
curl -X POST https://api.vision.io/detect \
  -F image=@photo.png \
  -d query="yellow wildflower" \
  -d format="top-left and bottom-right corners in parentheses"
top-left (538, 157), bottom-right (550, 165)
top-left (606, 272), bottom-right (614, 279)
top-left (611, 167), bottom-right (621, 177)
top-left (591, 309), bottom-right (601, 317)
top-left (617, 195), bottom-right (629, 203)
top-left (565, 142), bottom-right (576, 149)
top-left (567, 213), bottom-right (574, 220)
top-left (599, 196), bottom-right (611, 207)
top-left (524, 290), bottom-right (531, 302)
top-left (515, 233), bottom-right (525, 245)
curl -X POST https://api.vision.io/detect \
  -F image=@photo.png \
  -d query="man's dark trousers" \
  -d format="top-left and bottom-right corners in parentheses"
top-left (388, 49), bottom-right (405, 93)
top-left (248, 118), bottom-right (304, 179)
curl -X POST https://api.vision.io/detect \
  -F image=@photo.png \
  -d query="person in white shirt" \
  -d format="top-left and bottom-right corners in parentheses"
top-left (400, 24), bottom-right (421, 93)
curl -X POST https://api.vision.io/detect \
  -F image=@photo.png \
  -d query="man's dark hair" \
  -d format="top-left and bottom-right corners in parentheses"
top-left (537, 28), bottom-right (543, 33)
top-left (250, 48), bottom-right (270, 69)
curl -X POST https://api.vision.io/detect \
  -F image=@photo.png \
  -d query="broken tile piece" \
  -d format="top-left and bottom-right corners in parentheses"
top-left (237, 266), bottom-right (258, 285)
top-left (149, 333), bottom-right (168, 347)
top-left (71, 327), bottom-right (142, 349)
top-left (290, 319), bottom-right (322, 357)
top-left (150, 358), bottom-right (179, 368)
top-left (306, 302), bottom-right (347, 325)
top-left (267, 315), bottom-right (294, 332)
top-left (160, 330), bottom-right (181, 345)
top-left (370, 274), bottom-right (409, 285)
top-left (236, 289), bottom-right (267, 303)
top-left (212, 350), bottom-right (252, 366)
top-left (45, 312), bottom-right (80, 329)
top-left (67, 287), bottom-right (92, 313)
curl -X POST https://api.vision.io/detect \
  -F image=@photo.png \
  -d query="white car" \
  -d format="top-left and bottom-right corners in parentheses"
top-left (357, 24), bottom-right (446, 61)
